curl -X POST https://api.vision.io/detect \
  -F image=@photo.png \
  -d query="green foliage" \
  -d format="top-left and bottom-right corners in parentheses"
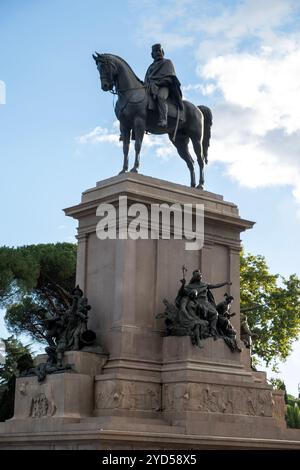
top-left (268, 379), bottom-right (300, 428)
top-left (0, 243), bottom-right (299, 372)
top-left (0, 336), bottom-right (33, 386)
top-left (0, 243), bottom-right (77, 344)
top-left (0, 243), bottom-right (76, 421)
top-left (269, 378), bottom-right (288, 403)
top-left (274, 390), bottom-right (300, 428)
top-left (286, 402), bottom-right (300, 429)
top-left (0, 336), bottom-right (33, 422)
top-left (286, 394), bottom-right (300, 407)
top-left (6, 297), bottom-right (48, 343)
top-left (0, 243), bottom-right (77, 302)
top-left (240, 250), bottom-right (300, 371)
top-left (269, 377), bottom-right (286, 391)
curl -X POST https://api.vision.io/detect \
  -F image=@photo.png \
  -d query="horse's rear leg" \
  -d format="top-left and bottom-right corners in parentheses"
top-left (119, 126), bottom-right (130, 174)
top-left (130, 117), bottom-right (145, 173)
top-left (168, 134), bottom-right (196, 187)
top-left (191, 137), bottom-right (204, 189)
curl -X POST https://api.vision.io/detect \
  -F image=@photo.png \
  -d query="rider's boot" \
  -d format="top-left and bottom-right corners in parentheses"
top-left (157, 99), bottom-right (168, 128)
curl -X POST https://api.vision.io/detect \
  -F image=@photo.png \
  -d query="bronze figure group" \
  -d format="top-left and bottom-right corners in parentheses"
top-left (159, 269), bottom-right (241, 352)
top-left (21, 286), bottom-right (96, 382)
top-left (93, 45), bottom-right (212, 188)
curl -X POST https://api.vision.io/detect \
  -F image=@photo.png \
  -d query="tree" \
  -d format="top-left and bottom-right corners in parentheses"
top-left (285, 393), bottom-right (300, 429)
top-left (0, 336), bottom-right (33, 386)
top-left (240, 250), bottom-right (300, 370)
top-left (0, 336), bottom-right (33, 421)
top-left (0, 243), bottom-right (299, 372)
top-left (286, 402), bottom-right (300, 428)
top-left (269, 379), bottom-right (300, 428)
top-left (0, 243), bottom-right (77, 344)
top-left (269, 378), bottom-right (288, 403)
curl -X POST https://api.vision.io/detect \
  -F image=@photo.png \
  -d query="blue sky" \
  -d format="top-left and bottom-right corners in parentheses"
top-left (1, 0), bottom-right (300, 394)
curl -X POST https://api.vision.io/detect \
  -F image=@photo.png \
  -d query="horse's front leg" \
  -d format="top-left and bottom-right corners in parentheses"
top-left (130, 117), bottom-right (145, 173)
top-left (119, 126), bottom-right (131, 174)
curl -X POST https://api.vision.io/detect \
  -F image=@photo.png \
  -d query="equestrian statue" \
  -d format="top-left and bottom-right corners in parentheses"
top-left (93, 44), bottom-right (212, 189)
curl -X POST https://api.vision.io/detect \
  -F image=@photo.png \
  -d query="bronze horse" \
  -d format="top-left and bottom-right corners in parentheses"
top-left (93, 53), bottom-right (212, 189)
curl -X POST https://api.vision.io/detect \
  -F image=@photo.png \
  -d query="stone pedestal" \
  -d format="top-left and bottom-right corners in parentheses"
top-left (14, 373), bottom-right (93, 420)
top-left (1, 173), bottom-right (300, 449)
top-left (12, 351), bottom-right (108, 421)
top-left (161, 336), bottom-right (286, 438)
top-left (66, 173), bottom-right (252, 348)
top-left (64, 173), bottom-right (254, 421)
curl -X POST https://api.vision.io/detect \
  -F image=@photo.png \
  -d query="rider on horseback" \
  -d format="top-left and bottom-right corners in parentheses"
top-left (144, 44), bottom-right (183, 128)
top-left (93, 51), bottom-right (212, 187)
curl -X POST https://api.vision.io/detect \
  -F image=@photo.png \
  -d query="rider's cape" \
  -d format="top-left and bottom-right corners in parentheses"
top-left (144, 58), bottom-right (183, 111)
top-left (145, 58), bottom-right (177, 83)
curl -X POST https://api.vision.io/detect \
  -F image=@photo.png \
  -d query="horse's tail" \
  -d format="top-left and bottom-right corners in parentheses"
top-left (198, 105), bottom-right (212, 162)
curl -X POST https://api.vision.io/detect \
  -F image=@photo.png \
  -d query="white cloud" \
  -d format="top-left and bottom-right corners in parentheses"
top-left (182, 83), bottom-right (216, 97)
top-left (76, 126), bottom-right (120, 145)
top-left (197, 36), bottom-right (300, 205)
top-left (141, 30), bottom-right (194, 51)
top-left (210, 132), bottom-right (300, 191)
top-left (192, 0), bottom-right (297, 60)
top-left (176, 0), bottom-right (300, 207)
top-left (202, 47), bottom-right (300, 135)
top-left (81, 1), bottom-right (300, 207)
top-left (132, 0), bottom-right (195, 50)
top-left (77, 125), bottom-right (177, 162)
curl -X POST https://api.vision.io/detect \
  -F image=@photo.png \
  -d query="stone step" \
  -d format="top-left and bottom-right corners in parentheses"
top-left (66, 416), bottom-right (184, 434)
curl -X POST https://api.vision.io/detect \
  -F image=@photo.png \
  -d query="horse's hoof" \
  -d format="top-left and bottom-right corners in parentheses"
top-left (130, 167), bottom-right (138, 173)
top-left (197, 184), bottom-right (203, 190)
top-left (119, 169), bottom-right (127, 175)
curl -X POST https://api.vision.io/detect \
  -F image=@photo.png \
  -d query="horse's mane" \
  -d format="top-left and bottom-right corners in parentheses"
top-left (103, 54), bottom-right (144, 85)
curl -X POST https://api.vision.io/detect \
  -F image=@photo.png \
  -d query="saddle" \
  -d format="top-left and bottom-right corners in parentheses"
top-left (147, 92), bottom-right (185, 121)
top-left (120, 89), bottom-right (185, 141)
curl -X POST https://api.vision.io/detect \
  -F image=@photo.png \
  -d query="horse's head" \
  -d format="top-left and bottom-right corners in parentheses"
top-left (93, 52), bottom-right (116, 92)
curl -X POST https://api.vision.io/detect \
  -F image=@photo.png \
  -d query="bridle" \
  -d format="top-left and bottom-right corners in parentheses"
top-left (97, 57), bottom-right (146, 95)
top-left (98, 58), bottom-right (116, 93)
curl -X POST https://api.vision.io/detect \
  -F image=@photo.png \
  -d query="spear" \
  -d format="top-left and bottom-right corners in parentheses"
top-left (182, 264), bottom-right (188, 281)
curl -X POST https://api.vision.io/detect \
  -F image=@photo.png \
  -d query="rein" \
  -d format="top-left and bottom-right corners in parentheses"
top-left (99, 56), bottom-right (147, 112)
top-left (111, 84), bottom-right (147, 112)
top-left (109, 85), bottom-right (146, 95)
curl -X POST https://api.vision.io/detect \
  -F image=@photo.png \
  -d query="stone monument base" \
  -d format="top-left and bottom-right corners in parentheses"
top-left (1, 174), bottom-right (300, 449)
top-left (0, 343), bottom-right (300, 449)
